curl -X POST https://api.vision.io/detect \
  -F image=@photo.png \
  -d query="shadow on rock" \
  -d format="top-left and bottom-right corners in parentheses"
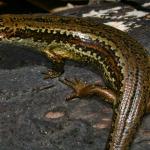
top-left (0, 43), bottom-right (52, 70)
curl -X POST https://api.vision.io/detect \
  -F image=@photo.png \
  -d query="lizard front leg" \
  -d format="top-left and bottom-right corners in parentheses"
top-left (41, 48), bottom-right (65, 79)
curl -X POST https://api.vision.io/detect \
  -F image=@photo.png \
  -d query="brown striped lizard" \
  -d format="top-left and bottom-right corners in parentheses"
top-left (0, 14), bottom-right (150, 150)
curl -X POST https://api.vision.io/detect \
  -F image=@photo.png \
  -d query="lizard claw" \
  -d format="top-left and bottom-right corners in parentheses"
top-left (42, 69), bottom-right (61, 79)
top-left (59, 78), bottom-right (92, 101)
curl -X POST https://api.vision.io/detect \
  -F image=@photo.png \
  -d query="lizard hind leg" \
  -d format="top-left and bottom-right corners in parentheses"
top-left (59, 78), bottom-right (117, 105)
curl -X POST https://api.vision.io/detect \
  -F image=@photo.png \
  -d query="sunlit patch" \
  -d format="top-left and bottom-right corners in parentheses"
top-left (72, 31), bottom-right (90, 41)
top-left (45, 111), bottom-right (65, 119)
top-left (0, 33), bottom-right (5, 39)
top-left (93, 118), bottom-right (111, 129)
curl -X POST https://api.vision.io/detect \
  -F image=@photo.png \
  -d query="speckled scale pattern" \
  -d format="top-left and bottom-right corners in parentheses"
top-left (0, 14), bottom-right (150, 150)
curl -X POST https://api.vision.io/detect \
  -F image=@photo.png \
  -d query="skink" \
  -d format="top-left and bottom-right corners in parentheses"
top-left (0, 14), bottom-right (150, 150)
